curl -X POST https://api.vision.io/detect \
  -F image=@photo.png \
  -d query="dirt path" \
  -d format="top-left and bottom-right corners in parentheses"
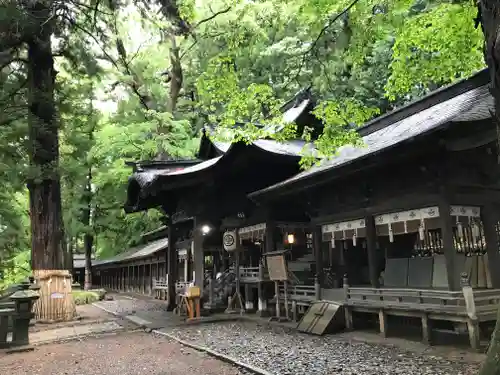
top-left (0, 331), bottom-right (248, 375)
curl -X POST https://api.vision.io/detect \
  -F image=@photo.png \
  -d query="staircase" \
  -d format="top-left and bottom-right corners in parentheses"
top-left (203, 266), bottom-right (236, 309)
top-left (288, 252), bottom-right (315, 284)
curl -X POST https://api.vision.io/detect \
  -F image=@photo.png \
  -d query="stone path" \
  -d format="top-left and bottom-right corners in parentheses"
top-left (29, 321), bottom-right (123, 345)
top-left (93, 294), bottom-right (486, 375)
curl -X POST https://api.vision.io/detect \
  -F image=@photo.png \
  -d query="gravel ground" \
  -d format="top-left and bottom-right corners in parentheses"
top-left (94, 296), bottom-right (168, 316)
top-left (0, 331), bottom-right (249, 375)
top-left (164, 322), bottom-right (481, 375)
top-left (93, 296), bottom-right (482, 375)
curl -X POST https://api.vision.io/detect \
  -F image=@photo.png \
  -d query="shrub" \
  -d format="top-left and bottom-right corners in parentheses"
top-left (72, 290), bottom-right (101, 305)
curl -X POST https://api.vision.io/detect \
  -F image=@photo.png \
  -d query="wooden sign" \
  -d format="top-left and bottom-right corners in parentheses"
top-left (265, 252), bottom-right (288, 281)
top-left (50, 292), bottom-right (64, 299)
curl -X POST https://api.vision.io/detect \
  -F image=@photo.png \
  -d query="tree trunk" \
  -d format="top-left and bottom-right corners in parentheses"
top-left (478, 2), bottom-right (500, 374)
top-left (27, 0), bottom-right (75, 322)
top-left (166, 34), bottom-right (183, 115)
top-left (83, 167), bottom-right (94, 291)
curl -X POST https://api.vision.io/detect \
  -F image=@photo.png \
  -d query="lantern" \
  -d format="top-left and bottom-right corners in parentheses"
top-left (223, 230), bottom-right (238, 252)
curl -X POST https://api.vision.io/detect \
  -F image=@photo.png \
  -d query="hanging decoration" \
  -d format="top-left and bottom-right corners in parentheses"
top-left (321, 218), bottom-right (366, 245)
top-left (456, 219), bottom-right (463, 239)
top-left (470, 218), bottom-right (480, 239)
top-left (418, 218), bottom-right (425, 241)
top-left (223, 230), bottom-right (238, 252)
top-left (388, 223), bottom-right (394, 243)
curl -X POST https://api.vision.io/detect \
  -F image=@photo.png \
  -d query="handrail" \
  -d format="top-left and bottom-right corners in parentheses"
top-left (278, 284), bottom-right (316, 299)
top-left (345, 286), bottom-right (500, 316)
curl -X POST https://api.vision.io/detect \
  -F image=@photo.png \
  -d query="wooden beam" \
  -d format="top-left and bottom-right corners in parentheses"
top-left (312, 192), bottom-right (440, 225)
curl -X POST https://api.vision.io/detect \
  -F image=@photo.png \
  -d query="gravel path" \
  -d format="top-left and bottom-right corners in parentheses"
top-left (94, 296), bottom-right (168, 316)
top-left (164, 322), bottom-right (481, 375)
top-left (0, 331), bottom-right (248, 375)
top-left (92, 296), bottom-right (482, 375)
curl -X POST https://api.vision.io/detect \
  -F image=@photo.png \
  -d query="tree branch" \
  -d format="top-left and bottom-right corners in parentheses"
top-left (284, 0), bottom-right (361, 89)
top-left (194, 6), bottom-right (232, 29)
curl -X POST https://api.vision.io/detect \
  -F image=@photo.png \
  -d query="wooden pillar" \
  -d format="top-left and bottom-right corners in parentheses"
top-left (365, 215), bottom-right (379, 288)
top-left (421, 314), bottom-right (431, 344)
top-left (167, 216), bottom-right (177, 310)
top-left (244, 283), bottom-right (254, 310)
top-left (257, 262), bottom-right (268, 316)
top-left (184, 255), bottom-right (189, 282)
top-left (438, 195), bottom-right (458, 290)
top-left (312, 224), bottom-right (323, 298)
top-left (378, 309), bottom-right (388, 337)
top-left (461, 272), bottom-right (480, 350)
top-left (265, 220), bottom-right (275, 254)
top-left (126, 266), bottom-right (130, 292)
top-left (134, 265), bottom-right (138, 292)
top-left (141, 264), bottom-right (145, 294)
top-left (481, 205), bottom-right (500, 288)
top-left (193, 217), bottom-right (204, 289)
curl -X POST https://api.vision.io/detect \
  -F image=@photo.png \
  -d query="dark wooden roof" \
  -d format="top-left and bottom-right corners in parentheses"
top-left (125, 139), bottom-right (316, 213)
top-left (73, 237), bottom-right (169, 269)
top-left (125, 89), bottom-right (322, 213)
top-left (249, 69), bottom-right (492, 200)
top-left (197, 89), bottom-right (319, 160)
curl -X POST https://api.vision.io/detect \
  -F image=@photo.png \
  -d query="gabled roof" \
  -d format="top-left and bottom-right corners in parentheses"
top-left (125, 92), bottom-right (321, 213)
top-left (196, 91), bottom-right (316, 160)
top-left (249, 69), bottom-right (492, 199)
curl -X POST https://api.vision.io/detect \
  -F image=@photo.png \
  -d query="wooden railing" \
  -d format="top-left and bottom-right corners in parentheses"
top-left (152, 278), bottom-right (168, 290)
top-left (240, 267), bottom-right (260, 282)
top-left (345, 286), bottom-right (500, 317)
top-left (278, 284), bottom-right (317, 303)
top-left (152, 278), bottom-right (192, 293)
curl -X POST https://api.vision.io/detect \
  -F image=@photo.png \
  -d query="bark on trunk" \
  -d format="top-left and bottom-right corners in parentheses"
top-left (166, 34), bottom-right (182, 115)
top-left (27, 0), bottom-right (75, 322)
top-left (478, 2), bottom-right (500, 374)
top-left (27, 2), bottom-right (64, 271)
top-left (83, 167), bottom-right (93, 290)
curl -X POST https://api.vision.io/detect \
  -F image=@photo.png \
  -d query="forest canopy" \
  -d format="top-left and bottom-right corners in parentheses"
top-left (0, 0), bottom-right (485, 285)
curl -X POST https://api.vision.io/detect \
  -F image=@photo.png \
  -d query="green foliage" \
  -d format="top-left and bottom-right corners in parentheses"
top-left (0, 251), bottom-right (31, 291)
top-left (72, 290), bottom-right (102, 305)
top-left (0, 0), bottom-right (488, 278)
top-left (386, 1), bottom-right (485, 100)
